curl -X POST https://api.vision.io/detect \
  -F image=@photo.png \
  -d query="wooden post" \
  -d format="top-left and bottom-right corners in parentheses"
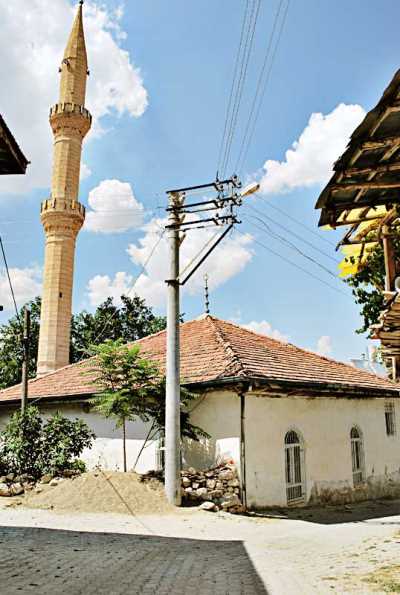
top-left (382, 225), bottom-right (396, 291)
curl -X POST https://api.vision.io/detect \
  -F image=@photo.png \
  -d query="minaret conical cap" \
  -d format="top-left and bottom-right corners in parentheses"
top-left (59, 2), bottom-right (88, 105)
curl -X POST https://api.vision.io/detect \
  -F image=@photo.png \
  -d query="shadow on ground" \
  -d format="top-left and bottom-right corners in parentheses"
top-left (0, 525), bottom-right (268, 595)
top-left (250, 498), bottom-right (400, 525)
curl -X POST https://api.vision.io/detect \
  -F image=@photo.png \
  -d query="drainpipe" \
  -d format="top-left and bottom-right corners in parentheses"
top-left (240, 389), bottom-right (247, 508)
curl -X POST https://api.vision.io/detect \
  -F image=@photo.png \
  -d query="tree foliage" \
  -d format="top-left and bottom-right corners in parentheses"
top-left (0, 295), bottom-right (166, 389)
top-left (344, 233), bottom-right (400, 335)
top-left (88, 340), bottom-right (161, 471)
top-left (0, 406), bottom-right (95, 479)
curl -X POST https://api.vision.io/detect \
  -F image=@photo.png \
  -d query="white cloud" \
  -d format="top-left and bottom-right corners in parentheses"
top-left (87, 217), bottom-right (254, 308)
top-left (0, 266), bottom-right (42, 311)
top-left (316, 335), bottom-right (332, 356)
top-left (84, 179), bottom-right (144, 234)
top-left (0, 0), bottom-right (148, 196)
top-left (259, 103), bottom-right (366, 195)
top-left (243, 320), bottom-right (289, 343)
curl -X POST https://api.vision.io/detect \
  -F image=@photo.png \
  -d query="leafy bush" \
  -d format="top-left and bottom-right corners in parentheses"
top-left (0, 406), bottom-right (95, 479)
top-left (41, 413), bottom-right (95, 475)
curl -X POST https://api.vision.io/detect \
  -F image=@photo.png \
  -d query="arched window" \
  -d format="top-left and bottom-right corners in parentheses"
top-left (284, 430), bottom-right (305, 504)
top-left (350, 426), bottom-right (365, 486)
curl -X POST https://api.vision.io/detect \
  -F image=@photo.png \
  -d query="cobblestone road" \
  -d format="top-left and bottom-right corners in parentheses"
top-left (0, 525), bottom-right (266, 595)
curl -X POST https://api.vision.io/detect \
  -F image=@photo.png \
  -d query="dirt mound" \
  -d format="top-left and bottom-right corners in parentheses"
top-left (24, 471), bottom-right (172, 516)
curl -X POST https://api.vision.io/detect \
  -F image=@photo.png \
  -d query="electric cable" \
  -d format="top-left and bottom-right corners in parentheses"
top-left (0, 236), bottom-right (21, 323)
top-left (235, 0), bottom-right (288, 173)
top-left (253, 192), bottom-right (337, 247)
top-left (245, 203), bottom-right (340, 263)
top-left (243, 215), bottom-right (339, 280)
top-left (235, 227), bottom-right (350, 299)
top-left (220, 0), bottom-right (261, 178)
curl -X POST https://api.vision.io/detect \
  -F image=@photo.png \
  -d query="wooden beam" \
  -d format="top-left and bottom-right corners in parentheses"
top-left (332, 181), bottom-right (400, 192)
top-left (383, 225), bottom-right (397, 291)
top-left (342, 162), bottom-right (400, 177)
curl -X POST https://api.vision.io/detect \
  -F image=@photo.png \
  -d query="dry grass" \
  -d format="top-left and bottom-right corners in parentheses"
top-left (362, 564), bottom-right (400, 593)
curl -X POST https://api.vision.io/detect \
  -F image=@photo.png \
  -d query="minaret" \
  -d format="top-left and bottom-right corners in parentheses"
top-left (37, 1), bottom-right (91, 376)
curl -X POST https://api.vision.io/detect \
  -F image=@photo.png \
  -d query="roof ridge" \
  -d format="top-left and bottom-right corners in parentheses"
top-left (208, 317), bottom-right (247, 378)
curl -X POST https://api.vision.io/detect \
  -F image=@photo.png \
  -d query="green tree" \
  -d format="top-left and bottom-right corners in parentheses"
top-left (88, 340), bottom-right (161, 472)
top-left (0, 295), bottom-right (166, 389)
top-left (344, 234), bottom-right (400, 335)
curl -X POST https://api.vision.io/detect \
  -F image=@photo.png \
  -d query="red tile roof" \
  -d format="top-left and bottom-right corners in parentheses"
top-left (0, 316), bottom-right (398, 404)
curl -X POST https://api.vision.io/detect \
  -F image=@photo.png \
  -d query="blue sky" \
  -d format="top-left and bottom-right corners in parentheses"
top-left (1, 0), bottom-right (399, 363)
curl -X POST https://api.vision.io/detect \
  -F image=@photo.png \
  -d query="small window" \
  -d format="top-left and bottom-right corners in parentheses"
top-left (385, 401), bottom-right (396, 436)
top-left (284, 430), bottom-right (305, 504)
top-left (350, 426), bottom-right (365, 486)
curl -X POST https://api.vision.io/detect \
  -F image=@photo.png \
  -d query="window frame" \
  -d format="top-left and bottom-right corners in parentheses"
top-left (350, 426), bottom-right (365, 486)
top-left (385, 401), bottom-right (396, 437)
top-left (284, 429), bottom-right (306, 505)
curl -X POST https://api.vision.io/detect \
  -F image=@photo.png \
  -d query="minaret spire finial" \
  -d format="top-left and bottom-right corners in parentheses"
top-left (204, 274), bottom-right (210, 315)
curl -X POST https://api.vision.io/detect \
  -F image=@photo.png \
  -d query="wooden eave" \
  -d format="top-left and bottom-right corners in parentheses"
top-left (315, 69), bottom-right (400, 230)
top-left (0, 115), bottom-right (29, 175)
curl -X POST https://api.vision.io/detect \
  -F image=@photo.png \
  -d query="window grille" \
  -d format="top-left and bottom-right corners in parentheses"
top-left (350, 426), bottom-right (365, 486)
top-left (157, 435), bottom-right (165, 471)
top-left (385, 401), bottom-right (396, 436)
top-left (285, 430), bottom-right (304, 504)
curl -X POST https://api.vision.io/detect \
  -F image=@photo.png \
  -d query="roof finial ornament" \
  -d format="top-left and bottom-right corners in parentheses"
top-left (79, 0), bottom-right (84, 5)
top-left (204, 274), bottom-right (210, 315)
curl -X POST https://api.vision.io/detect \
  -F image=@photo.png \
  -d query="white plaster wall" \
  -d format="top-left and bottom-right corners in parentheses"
top-left (183, 391), bottom-right (241, 471)
top-left (245, 395), bottom-right (400, 508)
top-left (0, 403), bottom-right (158, 474)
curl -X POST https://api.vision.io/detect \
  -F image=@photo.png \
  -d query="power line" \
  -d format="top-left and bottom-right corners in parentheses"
top-left (236, 0), bottom-right (284, 170)
top-left (0, 236), bottom-right (21, 323)
top-left (235, 227), bottom-right (350, 298)
top-left (235, 0), bottom-right (288, 173)
top-left (245, 203), bottom-right (340, 263)
top-left (243, 215), bottom-right (339, 280)
top-left (254, 192), bottom-right (337, 247)
top-left (220, 0), bottom-right (261, 178)
top-left (217, 0), bottom-right (250, 175)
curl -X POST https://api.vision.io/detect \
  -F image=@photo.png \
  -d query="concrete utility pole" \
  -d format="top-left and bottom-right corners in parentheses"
top-left (164, 177), bottom-right (259, 506)
top-left (165, 192), bottom-right (182, 505)
top-left (21, 307), bottom-right (31, 414)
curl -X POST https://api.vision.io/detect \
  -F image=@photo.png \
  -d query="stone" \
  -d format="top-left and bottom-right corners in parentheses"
top-left (228, 479), bottom-right (240, 487)
top-left (49, 478), bottom-right (62, 487)
top-left (40, 474), bottom-right (53, 484)
top-left (196, 487), bottom-right (208, 498)
top-left (208, 490), bottom-right (223, 499)
top-left (34, 487), bottom-right (43, 494)
top-left (184, 487), bottom-right (193, 494)
top-left (206, 479), bottom-right (216, 489)
top-left (221, 494), bottom-right (241, 509)
top-left (199, 501), bottom-right (217, 512)
top-left (187, 467), bottom-right (196, 475)
top-left (192, 482), bottom-right (199, 490)
top-left (182, 477), bottom-right (191, 487)
top-left (0, 483), bottom-right (11, 497)
top-left (216, 482), bottom-right (223, 490)
top-left (10, 483), bottom-right (24, 496)
top-left (219, 470), bottom-right (234, 481)
top-left (0, 476), bottom-right (7, 483)
top-left (6, 473), bottom-right (15, 482)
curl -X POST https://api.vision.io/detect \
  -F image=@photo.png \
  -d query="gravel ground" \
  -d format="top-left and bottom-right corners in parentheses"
top-left (0, 498), bottom-right (398, 593)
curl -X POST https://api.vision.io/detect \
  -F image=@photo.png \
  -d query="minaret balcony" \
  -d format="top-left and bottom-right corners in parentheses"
top-left (49, 102), bottom-right (92, 137)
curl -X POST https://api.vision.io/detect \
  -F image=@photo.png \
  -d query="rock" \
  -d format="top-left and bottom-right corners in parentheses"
top-left (0, 476), bottom-right (7, 483)
top-left (10, 483), bottom-right (24, 496)
top-left (61, 469), bottom-right (78, 478)
top-left (196, 487), bottom-right (208, 498)
top-left (40, 474), bottom-right (53, 484)
top-left (49, 478), bottom-right (62, 487)
top-left (215, 481), bottom-right (223, 490)
top-left (221, 494), bottom-right (241, 509)
top-left (184, 486), bottom-right (193, 494)
top-left (192, 482), bottom-right (199, 490)
top-left (208, 489), bottom-right (223, 499)
top-left (34, 486), bottom-right (43, 494)
top-left (199, 501), bottom-right (217, 512)
top-left (228, 479), bottom-right (240, 487)
top-left (219, 470), bottom-right (234, 481)
top-left (206, 479), bottom-right (216, 489)
top-left (187, 467), bottom-right (196, 475)
top-left (182, 477), bottom-right (191, 487)
top-left (6, 473), bottom-right (15, 482)
top-left (0, 483), bottom-right (11, 497)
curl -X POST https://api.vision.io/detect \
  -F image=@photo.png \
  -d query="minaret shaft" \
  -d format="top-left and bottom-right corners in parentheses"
top-left (37, 3), bottom-right (91, 377)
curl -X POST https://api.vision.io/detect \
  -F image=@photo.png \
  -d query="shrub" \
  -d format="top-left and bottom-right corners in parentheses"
top-left (0, 406), bottom-right (95, 479)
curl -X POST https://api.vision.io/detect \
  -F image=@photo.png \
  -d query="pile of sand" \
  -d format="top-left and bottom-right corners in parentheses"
top-left (24, 471), bottom-right (173, 516)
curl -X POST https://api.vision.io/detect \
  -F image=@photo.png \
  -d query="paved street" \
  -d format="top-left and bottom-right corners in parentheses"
top-left (0, 500), bottom-right (399, 593)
